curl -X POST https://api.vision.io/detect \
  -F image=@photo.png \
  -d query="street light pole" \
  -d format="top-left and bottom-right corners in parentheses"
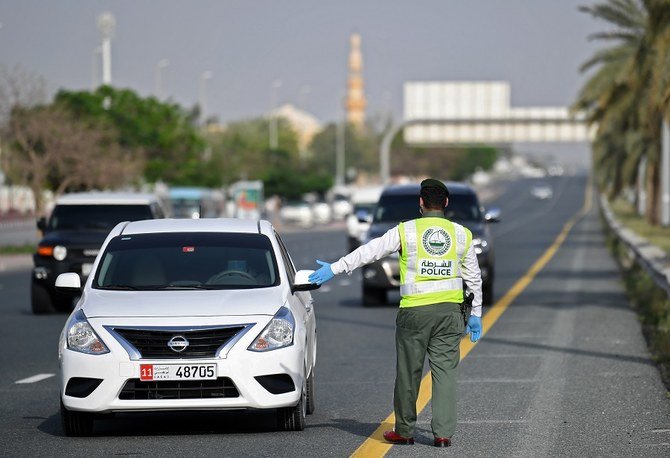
top-left (269, 80), bottom-right (282, 150)
top-left (335, 91), bottom-right (346, 186)
top-left (199, 70), bottom-right (213, 125)
top-left (155, 59), bottom-right (169, 99)
top-left (91, 46), bottom-right (101, 90)
top-left (97, 12), bottom-right (115, 85)
top-left (299, 85), bottom-right (311, 111)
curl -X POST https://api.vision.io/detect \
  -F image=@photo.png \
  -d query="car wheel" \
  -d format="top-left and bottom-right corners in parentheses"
top-left (306, 369), bottom-right (315, 415)
top-left (31, 282), bottom-right (55, 314)
top-left (276, 383), bottom-right (306, 431)
top-left (60, 399), bottom-right (94, 437)
top-left (362, 285), bottom-right (386, 306)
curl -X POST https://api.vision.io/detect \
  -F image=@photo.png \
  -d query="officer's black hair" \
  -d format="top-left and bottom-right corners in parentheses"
top-left (421, 186), bottom-right (447, 210)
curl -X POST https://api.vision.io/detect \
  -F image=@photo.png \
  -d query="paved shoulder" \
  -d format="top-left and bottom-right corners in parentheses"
top-left (446, 197), bottom-right (670, 456)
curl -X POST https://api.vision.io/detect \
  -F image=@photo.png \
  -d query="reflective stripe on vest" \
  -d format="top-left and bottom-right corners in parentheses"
top-left (399, 217), bottom-right (472, 308)
top-left (400, 278), bottom-right (463, 296)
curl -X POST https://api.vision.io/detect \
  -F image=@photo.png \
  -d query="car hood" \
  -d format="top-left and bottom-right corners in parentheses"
top-left (40, 230), bottom-right (109, 247)
top-left (82, 287), bottom-right (287, 318)
top-left (368, 220), bottom-right (486, 239)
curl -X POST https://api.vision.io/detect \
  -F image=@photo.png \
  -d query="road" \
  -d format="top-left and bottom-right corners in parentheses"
top-left (1, 174), bottom-right (669, 456)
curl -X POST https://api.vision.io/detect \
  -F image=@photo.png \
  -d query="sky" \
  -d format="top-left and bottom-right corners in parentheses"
top-left (0, 0), bottom-right (603, 126)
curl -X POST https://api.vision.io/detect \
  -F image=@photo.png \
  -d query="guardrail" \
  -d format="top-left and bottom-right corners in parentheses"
top-left (600, 194), bottom-right (670, 298)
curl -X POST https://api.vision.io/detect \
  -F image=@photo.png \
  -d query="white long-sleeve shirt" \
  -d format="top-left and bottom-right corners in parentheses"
top-left (331, 222), bottom-right (483, 317)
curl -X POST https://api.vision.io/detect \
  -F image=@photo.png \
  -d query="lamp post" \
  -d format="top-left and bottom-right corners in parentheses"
top-left (91, 46), bottom-right (101, 90)
top-left (269, 80), bottom-right (282, 150)
top-left (97, 12), bottom-right (115, 85)
top-left (199, 70), bottom-right (213, 125)
top-left (299, 85), bottom-right (311, 111)
top-left (155, 59), bottom-right (169, 99)
top-left (335, 91), bottom-right (346, 186)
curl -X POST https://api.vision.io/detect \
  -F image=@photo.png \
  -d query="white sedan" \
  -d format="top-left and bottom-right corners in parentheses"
top-left (56, 218), bottom-right (318, 436)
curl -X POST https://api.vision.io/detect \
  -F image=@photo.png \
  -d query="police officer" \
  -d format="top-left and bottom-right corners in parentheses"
top-left (309, 178), bottom-right (482, 447)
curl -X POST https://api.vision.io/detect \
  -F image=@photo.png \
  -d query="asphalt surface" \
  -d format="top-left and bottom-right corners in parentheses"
top-left (1, 174), bottom-right (669, 456)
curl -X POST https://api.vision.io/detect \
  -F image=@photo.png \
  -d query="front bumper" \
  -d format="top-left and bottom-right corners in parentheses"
top-left (60, 316), bottom-right (306, 413)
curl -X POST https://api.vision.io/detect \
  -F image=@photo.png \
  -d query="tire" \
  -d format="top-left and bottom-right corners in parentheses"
top-left (305, 369), bottom-right (315, 415)
top-left (362, 285), bottom-right (386, 306)
top-left (60, 399), bottom-right (94, 437)
top-left (31, 282), bottom-right (55, 314)
top-left (276, 385), bottom-right (306, 431)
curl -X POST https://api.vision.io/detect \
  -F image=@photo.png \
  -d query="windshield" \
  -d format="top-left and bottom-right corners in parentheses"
top-left (373, 193), bottom-right (481, 223)
top-left (48, 204), bottom-right (153, 231)
top-left (94, 232), bottom-right (279, 290)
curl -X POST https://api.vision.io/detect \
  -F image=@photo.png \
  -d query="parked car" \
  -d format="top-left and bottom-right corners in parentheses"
top-left (32, 192), bottom-right (166, 314)
top-left (346, 186), bottom-right (383, 251)
top-left (56, 218), bottom-right (319, 436)
top-left (280, 200), bottom-right (315, 228)
top-left (312, 200), bottom-right (332, 224)
top-left (360, 182), bottom-right (500, 306)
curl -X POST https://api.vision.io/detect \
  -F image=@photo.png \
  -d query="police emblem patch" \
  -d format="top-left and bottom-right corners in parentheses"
top-left (422, 227), bottom-right (451, 256)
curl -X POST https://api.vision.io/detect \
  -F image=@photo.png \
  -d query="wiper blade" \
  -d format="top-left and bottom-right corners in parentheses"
top-left (98, 284), bottom-right (142, 290)
top-left (159, 284), bottom-right (224, 290)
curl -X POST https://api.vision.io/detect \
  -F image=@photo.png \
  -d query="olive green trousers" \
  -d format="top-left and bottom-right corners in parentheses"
top-left (393, 302), bottom-right (464, 438)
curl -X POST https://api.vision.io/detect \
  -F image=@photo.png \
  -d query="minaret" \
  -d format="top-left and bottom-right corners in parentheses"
top-left (346, 33), bottom-right (367, 129)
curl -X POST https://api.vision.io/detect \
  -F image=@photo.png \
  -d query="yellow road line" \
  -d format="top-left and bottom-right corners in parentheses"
top-left (351, 179), bottom-right (592, 457)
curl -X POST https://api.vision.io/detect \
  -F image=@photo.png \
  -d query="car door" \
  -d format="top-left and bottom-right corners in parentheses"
top-left (275, 232), bottom-right (316, 372)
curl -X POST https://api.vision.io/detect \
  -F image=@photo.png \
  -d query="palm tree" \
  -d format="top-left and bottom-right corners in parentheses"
top-left (575, 0), bottom-right (670, 224)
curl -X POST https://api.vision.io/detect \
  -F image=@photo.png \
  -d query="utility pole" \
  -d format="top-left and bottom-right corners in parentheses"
top-left (199, 71), bottom-right (213, 125)
top-left (155, 59), bottom-right (169, 99)
top-left (335, 91), bottom-right (346, 186)
top-left (269, 80), bottom-right (282, 150)
top-left (97, 12), bottom-right (115, 85)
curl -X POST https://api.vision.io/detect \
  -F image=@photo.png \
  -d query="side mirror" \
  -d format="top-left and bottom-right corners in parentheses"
top-left (292, 269), bottom-right (320, 292)
top-left (37, 217), bottom-right (47, 232)
top-left (55, 272), bottom-right (82, 292)
top-left (484, 207), bottom-right (501, 223)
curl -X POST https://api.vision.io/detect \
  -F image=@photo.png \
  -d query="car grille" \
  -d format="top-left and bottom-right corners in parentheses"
top-left (112, 326), bottom-right (247, 359)
top-left (119, 378), bottom-right (239, 400)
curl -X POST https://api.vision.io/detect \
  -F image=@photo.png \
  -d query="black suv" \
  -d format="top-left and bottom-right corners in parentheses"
top-left (360, 182), bottom-right (500, 306)
top-left (32, 192), bottom-right (165, 313)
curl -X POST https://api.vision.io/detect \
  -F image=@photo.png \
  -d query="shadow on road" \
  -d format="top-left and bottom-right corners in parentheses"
top-left (480, 336), bottom-right (655, 367)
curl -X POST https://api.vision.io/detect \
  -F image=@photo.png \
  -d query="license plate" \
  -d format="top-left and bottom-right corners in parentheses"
top-left (139, 364), bottom-right (217, 381)
top-left (82, 263), bottom-right (93, 277)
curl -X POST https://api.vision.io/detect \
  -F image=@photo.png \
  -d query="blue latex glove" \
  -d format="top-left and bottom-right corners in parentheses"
top-left (465, 315), bottom-right (482, 342)
top-left (308, 260), bottom-right (335, 285)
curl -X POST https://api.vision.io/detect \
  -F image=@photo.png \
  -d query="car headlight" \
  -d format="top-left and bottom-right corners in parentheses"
top-left (53, 245), bottom-right (67, 261)
top-left (472, 238), bottom-right (488, 255)
top-left (66, 310), bottom-right (109, 355)
top-left (248, 307), bottom-right (295, 352)
top-left (37, 244), bottom-right (68, 260)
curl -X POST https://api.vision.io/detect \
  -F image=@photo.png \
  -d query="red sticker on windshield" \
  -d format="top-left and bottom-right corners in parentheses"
top-left (182, 246), bottom-right (195, 253)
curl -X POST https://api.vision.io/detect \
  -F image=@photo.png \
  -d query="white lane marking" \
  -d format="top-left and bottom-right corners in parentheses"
top-left (318, 285), bottom-right (332, 293)
top-left (15, 373), bottom-right (55, 384)
top-left (338, 279), bottom-right (351, 286)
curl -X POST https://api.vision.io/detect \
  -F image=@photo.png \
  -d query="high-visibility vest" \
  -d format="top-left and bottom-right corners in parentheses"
top-left (398, 217), bottom-right (472, 308)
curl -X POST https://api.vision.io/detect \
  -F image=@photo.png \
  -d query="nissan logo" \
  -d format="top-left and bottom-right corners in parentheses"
top-left (167, 335), bottom-right (189, 353)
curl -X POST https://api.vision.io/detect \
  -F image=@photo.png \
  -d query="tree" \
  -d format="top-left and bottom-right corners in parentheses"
top-left (309, 123), bottom-right (379, 182)
top-left (575, 0), bottom-right (670, 224)
top-left (4, 106), bottom-right (142, 214)
top-left (54, 86), bottom-right (207, 186)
